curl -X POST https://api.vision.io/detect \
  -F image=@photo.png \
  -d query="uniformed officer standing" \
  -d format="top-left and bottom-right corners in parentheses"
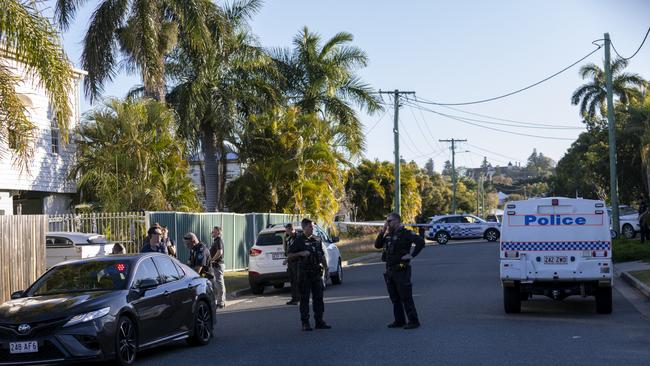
top-left (375, 213), bottom-right (425, 329)
top-left (282, 223), bottom-right (300, 305)
top-left (184, 232), bottom-right (213, 279)
top-left (286, 218), bottom-right (331, 331)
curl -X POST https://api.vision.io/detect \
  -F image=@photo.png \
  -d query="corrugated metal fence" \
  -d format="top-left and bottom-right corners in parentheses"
top-left (0, 215), bottom-right (47, 303)
top-left (148, 212), bottom-right (304, 271)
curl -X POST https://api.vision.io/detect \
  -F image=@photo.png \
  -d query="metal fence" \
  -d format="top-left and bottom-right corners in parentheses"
top-left (0, 215), bottom-right (47, 303)
top-left (148, 212), bottom-right (304, 271)
top-left (48, 212), bottom-right (147, 253)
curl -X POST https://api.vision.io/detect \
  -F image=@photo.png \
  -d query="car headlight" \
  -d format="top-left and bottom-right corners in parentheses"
top-left (64, 307), bottom-right (111, 327)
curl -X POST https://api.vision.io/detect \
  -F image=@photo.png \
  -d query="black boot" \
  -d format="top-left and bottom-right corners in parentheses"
top-left (315, 321), bottom-right (331, 329)
top-left (387, 321), bottom-right (405, 328)
top-left (302, 322), bottom-right (313, 331)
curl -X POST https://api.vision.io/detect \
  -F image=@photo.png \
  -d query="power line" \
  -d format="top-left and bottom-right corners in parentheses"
top-left (406, 101), bottom-right (576, 141)
top-left (365, 109), bottom-right (387, 134)
top-left (466, 143), bottom-right (523, 163)
top-left (611, 26), bottom-right (650, 60)
top-left (427, 100), bottom-right (584, 129)
top-left (416, 44), bottom-right (602, 106)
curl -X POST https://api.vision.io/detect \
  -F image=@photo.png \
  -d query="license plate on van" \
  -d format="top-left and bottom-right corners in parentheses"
top-left (10, 341), bottom-right (38, 354)
top-left (271, 252), bottom-right (286, 260)
top-left (544, 256), bottom-right (568, 264)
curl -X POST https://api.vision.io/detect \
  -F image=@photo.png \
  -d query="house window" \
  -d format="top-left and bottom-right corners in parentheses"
top-left (48, 105), bottom-right (59, 154)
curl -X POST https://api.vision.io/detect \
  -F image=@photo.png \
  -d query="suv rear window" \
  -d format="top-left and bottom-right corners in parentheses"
top-left (256, 232), bottom-right (284, 246)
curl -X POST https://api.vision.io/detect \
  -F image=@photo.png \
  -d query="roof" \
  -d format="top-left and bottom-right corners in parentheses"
top-left (47, 232), bottom-right (108, 243)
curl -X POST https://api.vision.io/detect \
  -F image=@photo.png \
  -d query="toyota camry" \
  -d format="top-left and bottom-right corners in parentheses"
top-left (0, 253), bottom-right (216, 365)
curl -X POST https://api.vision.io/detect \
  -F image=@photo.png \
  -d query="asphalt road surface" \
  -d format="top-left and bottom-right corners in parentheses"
top-left (136, 240), bottom-right (650, 366)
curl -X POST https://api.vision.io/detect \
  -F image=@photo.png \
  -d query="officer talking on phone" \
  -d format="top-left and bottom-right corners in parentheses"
top-left (374, 212), bottom-right (425, 329)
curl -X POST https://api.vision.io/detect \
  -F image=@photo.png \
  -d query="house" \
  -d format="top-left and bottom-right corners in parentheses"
top-left (188, 141), bottom-right (242, 210)
top-left (0, 56), bottom-right (86, 215)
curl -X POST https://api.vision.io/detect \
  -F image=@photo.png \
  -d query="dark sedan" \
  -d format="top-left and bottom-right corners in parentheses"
top-left (0, 253), bottom-right (216, 365)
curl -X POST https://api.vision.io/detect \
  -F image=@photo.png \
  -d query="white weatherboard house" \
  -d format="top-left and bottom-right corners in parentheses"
top-left (0, 56), bottom-right (86, 215)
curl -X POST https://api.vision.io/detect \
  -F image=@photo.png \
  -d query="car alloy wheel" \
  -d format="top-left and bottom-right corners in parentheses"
top-left (436, 232), bottom-right (449, 245)
top-left (196, 301), bottom-right (213, 344)
top-left (116, 317), bottom-right (137, 365)
top-left (622, 224), bottom-right (635, 239)
top-left (485, 229), bottom-right (499, 242)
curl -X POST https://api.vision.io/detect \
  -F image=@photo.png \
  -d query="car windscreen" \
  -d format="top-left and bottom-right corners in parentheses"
top-left (28, 261), bottom-right (131, 296)
top-left (256, 232), bottom-right (284, 246)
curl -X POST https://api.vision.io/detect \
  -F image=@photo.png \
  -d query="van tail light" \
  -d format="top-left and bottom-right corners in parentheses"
top-left (592, 250), bottom-right (608, 257)
top-left (504, 251), bottom-right (519, 258)
top-left (249, 248), bottom-right (262, 257)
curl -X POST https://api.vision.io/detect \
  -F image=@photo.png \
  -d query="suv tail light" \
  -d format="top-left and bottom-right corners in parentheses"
top-left (249, 248), bottom-right (262, 257)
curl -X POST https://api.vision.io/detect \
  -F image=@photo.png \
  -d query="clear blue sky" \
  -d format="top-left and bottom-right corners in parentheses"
top-left (52, 0), bottom-right (650, 171)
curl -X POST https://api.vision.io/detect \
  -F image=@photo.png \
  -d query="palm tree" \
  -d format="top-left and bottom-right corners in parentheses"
top-left (54, 0), bottom-right (214, 102)
top-left (0, 0), bottom-right (74, 164)
top-left (571, 58), bottom-right (646, 121)
top-left (72, 97), bottom-right (201, 211)
top-left (167, 0), bottom-right (279, 211)
top-left (274, 27), bottom-right (382, 157)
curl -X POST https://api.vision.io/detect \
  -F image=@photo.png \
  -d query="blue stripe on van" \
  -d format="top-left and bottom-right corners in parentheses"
top-left (501, 241), bottom-right (610, 251)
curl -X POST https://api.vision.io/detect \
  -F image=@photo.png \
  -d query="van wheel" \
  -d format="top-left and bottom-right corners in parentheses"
top-left (485, 229), bottom-right (500, 242)
top-left (504, 285), bottom-right (521, 313)
top-left (250, 282), bottom-right (265, 295)
top-left (435, 232), bottom-right (450, 245)
top-left (622, 224), bottom-right (636, 239)
top-left (595, 287), bottom-right (612, 314)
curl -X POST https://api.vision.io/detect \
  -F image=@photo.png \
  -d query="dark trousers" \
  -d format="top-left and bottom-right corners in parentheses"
top-left (288, 261), bottom-right (300, 302)
top-left (641, 224), bottom-right (649, 243)
top-left (384, 266), bottom-right (419, 325)
top-left (299, 272), bottom-right (324, 323)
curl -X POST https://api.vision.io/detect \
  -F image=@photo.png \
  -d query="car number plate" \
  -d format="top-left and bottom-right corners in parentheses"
top-left (544, 256), bottom-right (568, 264)
top-left (271, 252), bottom-right (286, 260)
top-left (10, 341), bottom-right (38, 354)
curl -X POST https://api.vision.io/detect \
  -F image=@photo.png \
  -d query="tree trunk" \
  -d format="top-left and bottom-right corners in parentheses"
top-left (218, 141), bottom-right (228, 211)
top-left (201, 129), bottom-right (219, 212)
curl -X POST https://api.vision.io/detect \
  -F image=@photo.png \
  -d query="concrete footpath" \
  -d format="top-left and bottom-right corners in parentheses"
top-left (616, 261), bottom-right (650, 300)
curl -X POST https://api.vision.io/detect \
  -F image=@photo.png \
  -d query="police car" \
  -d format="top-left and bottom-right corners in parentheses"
top-left (247, 223), bottom-right (342, 295)
top-left (500, 197), bottom-right (612, 314)
top-left (426, 214), bottom-right (500, 244)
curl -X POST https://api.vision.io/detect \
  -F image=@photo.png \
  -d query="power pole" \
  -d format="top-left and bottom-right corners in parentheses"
top-left (604, 33), bottom-right (620, 235)
top-left (379, 89), bottom-right (415, 215)
top-left (439, 138), bottom-right (467, 214)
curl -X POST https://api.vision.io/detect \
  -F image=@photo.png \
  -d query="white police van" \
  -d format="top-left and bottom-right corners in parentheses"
top-left (427, 214), bottom-right (500, 244)
top-left (500, 197), bottom-right (612, 314)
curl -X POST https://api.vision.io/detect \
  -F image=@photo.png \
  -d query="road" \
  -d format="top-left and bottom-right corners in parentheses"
top-left (137, 240), bottom-right (650, 366)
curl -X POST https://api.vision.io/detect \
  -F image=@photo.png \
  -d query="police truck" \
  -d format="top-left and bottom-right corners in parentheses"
top-left (499, 197), bottom-right (613, 314)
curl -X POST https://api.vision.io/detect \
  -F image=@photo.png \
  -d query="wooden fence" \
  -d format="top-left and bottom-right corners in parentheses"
top-left (0, 215), bottom-right (47, 304)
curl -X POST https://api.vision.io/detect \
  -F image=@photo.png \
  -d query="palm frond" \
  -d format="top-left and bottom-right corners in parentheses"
top-left (54, 0), bottom-right (88, 30)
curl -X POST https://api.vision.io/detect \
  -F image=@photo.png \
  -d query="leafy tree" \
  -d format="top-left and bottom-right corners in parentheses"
top-left (0, 0), bottom-right (74, 164)
top-left (345, 159), bottom-right (394, 221)
top-left (571, 58), bottom-right (646, 125)
top-left (424, 158), bottom-right (435, 176)
top-left (167, 0), bottom-right (279, 211)
top-left (442, 160), bottom-right (453, 176)
top-left (54, 0), bottom-right (215, 101)
top-left (72, 98), bottom-right (201, 211)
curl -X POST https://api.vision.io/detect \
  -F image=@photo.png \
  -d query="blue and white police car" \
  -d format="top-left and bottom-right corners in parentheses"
top-left (426, 214), bottom-right (501, 245)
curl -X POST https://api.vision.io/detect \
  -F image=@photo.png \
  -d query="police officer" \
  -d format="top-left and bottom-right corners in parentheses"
top-left (286, 218), bottom-right (331, 331)
top-left (282, 223), bottom-right (300, 305)
top-left (140, 226), bottom-right (168, 254)
top-left (375, 213), bottom-right (425, 329)
top-left (210, 226), bottom-right (226, 308)
top-left (184, 232), bottom-right (213, 279)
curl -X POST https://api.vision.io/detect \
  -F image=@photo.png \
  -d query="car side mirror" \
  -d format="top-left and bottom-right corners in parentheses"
top-left (136, 278), bottom-right (158, 290)
top-left (330, 236), bottom-right (339, 243)
top-left (11, 291), bottom-right (24, 299)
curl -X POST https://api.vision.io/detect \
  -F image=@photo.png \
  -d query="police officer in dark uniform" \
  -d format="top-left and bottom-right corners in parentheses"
top-left (375, 212), bottom-right (425, 329)
top-left (184, 232), bottom-right (213, 279)
top-left (286, 218), bottom-right (331, 331)
top-left (283, 223), bottom-right (300, 305)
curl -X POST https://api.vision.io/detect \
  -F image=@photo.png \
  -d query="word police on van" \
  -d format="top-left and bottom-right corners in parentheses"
top-left (499, 198), bottom-right (612, 314)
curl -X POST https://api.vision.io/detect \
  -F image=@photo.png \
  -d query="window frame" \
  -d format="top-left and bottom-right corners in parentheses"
top-left (130, 258), bottom-right (162, 289)
top-left (152, 256), bottom-right (182, 284)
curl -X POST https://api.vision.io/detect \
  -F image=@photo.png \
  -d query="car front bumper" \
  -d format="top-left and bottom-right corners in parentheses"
top-left (0, 315), bottom-right (117, 365)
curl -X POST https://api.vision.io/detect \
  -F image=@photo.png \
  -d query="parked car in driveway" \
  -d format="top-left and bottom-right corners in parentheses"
top-left (248, 223), bottom-right (342, 295)
top-left (607, 206), bottom-right (641, 239)
top-left (427, 214), bottom-right (501, 244)
top-left (0, 253), bottom-right (216, 366)
top-left (46, 232), bottom-right (115, 269)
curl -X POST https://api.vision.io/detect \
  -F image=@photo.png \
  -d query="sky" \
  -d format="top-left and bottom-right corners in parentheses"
top-left (50, 0), bottom-right (650, 171)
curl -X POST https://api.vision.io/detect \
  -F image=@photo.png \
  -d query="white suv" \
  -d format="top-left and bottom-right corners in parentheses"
top-left (248, 223), bottom-right (343, 295)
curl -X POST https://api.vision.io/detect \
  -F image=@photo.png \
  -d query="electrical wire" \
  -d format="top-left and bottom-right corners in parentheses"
top-left (415, 45), bottom-right (602, 106)
top-left (365, 109), bottom-right (387, 134)
top-left (427, 101), bottom-right (584, 129)
top-left (611, 26), bottom-right (650, 61)
top-left (466, 143), bottom-right (523, 163)
top-left (405, 101), bottom-right (577, 141)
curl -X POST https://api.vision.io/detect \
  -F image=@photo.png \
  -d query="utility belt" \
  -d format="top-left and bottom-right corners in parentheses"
top-left (299, 264), bottom-right (323, 276)
top-left (383, 253), bottom-right (410, 265)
